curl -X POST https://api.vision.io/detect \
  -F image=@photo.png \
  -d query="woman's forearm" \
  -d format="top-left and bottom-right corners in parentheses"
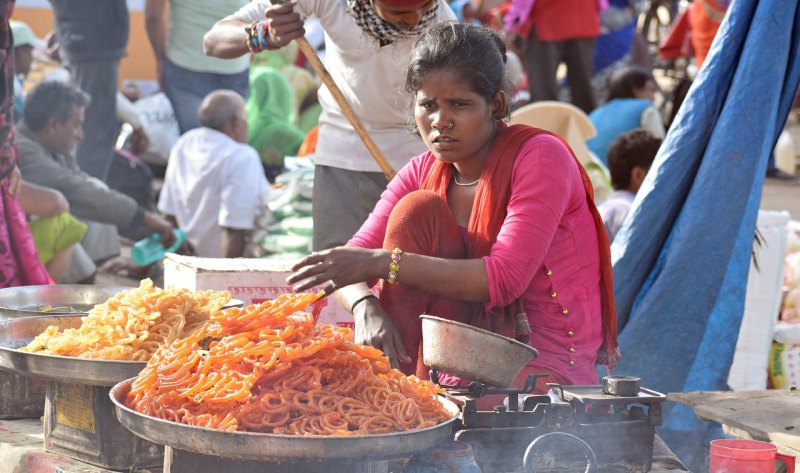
top-left (333, 283), bottom-right (374, 315)
top-left (383, 252), bottom-right (490, 302)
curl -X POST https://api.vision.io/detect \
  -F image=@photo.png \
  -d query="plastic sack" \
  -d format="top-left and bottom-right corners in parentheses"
top-left (768, 341), bottom-right (800, 388)
top-left (134, 92), bottom-right (180, 166)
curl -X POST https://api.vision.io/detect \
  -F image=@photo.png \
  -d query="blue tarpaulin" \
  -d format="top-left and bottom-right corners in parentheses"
top-left (609, 0), bottom-right (800, 468)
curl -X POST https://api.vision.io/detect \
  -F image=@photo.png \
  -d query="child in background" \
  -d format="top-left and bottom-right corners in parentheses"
top-left (598, 128), bottom-right (661, 242)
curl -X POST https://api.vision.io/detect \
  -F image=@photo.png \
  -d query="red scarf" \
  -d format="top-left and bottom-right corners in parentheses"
top-left (421, 122), bottom-right (620, 367)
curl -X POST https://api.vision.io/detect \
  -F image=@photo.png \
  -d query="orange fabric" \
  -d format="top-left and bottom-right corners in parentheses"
top-left (689, 0), bottom-right (726, 70)
top-left (380, 190), bottom-right (473, 378)
top-left (297, 125), bottom-right (319, 157)
top-left (421, 123), bottom-right (619, 366)
top-left (658, 9), bottom-right (694, 61)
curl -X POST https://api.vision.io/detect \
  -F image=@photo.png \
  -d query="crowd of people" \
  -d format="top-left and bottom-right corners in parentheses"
top-left (0, 0), bottom-right (794, 406)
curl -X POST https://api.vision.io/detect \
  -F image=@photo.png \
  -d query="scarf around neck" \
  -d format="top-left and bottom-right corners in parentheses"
top-left (420, 122), bottom-right (620, 367)
top-left (346, 0), bottom-right (438, 46)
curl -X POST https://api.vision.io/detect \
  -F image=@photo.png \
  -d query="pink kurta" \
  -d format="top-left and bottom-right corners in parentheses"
top-left (349, 134), bottom-right (603, 384)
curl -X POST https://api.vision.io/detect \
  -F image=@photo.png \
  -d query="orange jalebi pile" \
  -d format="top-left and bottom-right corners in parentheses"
top-left (21, 279), bottom-right (231, 361)
top-left (126, 292), bottom-right (452, 435)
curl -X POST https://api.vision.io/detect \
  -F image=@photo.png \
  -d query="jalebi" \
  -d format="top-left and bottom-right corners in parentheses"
top-left (21, 279), bottom-right (231, 361)
top-left (126, 292), bottom-right (452, 435)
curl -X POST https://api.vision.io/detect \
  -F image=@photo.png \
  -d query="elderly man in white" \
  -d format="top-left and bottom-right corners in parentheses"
top-left (158, 90), bottom-right (268, 258)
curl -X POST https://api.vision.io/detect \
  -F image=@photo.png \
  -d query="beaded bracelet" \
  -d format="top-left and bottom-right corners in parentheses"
top-left (245, 20), bottom-right (278, 53)
top-left (387, 248), bottom-right (402, 284)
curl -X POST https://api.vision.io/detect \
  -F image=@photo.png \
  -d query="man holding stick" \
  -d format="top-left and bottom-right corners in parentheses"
top-left (204, 0), bottom-right (455, 251)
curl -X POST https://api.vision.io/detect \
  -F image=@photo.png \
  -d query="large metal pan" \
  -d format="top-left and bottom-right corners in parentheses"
top-left (0, 284), bottom-right (130, 319)
top-left (421, 315), bottom-right (538, 388)
top-left (0, 315), bottom-right (145, 386)
top-left (110, 378), bottom-right (460, 461)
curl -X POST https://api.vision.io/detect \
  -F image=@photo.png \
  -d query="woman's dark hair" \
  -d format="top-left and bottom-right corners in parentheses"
top-left (607, 66), bottom-right (654, 100)
top-left (607, 129), bottom-right (662, 190)
top-left (405, 22), bottom-right (511, 125)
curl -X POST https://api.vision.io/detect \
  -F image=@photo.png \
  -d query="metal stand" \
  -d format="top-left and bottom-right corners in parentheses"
top-left (164, 447), bottom-right (389, 473)
top-left (0, 371), bottom-right (44, 419)
top-left (44, 381), bottom-right (163, 471)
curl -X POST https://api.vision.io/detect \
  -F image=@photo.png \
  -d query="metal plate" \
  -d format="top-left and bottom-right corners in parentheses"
top-left (0, 315), bottom-right (145, 386)
top-left (557, 385), bottom-right (666, 404)
top-left (0, 285), bottom-right (131, 319)
top-left (111, 378), bottom-right (460, 461)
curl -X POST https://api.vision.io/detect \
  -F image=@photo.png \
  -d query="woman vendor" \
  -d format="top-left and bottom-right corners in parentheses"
top-left (288, 22), bottom-right (619, 393)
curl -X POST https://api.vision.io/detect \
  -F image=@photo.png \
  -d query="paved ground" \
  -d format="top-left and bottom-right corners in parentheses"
top-left (761, 176), bottom-right (800, 220)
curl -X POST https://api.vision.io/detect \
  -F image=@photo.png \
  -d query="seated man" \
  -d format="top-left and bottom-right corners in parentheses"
top-left (598, 128), bottom-right (661, 242)
top-left (17, 81), bottom-right (175, 283)
top-left (158, 90), bottom-right (268, 258)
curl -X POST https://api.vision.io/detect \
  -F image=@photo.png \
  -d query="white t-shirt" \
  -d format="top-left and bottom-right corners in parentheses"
top-left (158, 128), bottom-right (268, 257)
top-left (234, 0), bottom-right (456, 173)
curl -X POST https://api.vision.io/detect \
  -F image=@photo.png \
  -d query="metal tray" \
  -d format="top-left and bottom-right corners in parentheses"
top-left (556, 385), bottom-right (666, 404)
top-left (0, 315), bottom-right (146, 386)
top-left (111, 378), bottom-right (460, 461)
top-left (0, 285), bottom-right (130, 319)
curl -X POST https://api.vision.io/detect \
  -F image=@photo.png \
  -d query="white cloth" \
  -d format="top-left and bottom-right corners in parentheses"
top-left (597, 189), bottom-right (635, 243)
top-left (234, 0), bottom-right (456, 173)
top-left (640, 106), bottom-right (666, 139)
top-left (158, 128), bottom-right (268, 257)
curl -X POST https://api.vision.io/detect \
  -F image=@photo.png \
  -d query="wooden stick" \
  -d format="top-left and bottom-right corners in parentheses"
top-left (293, 37), bottom-right (395, 180)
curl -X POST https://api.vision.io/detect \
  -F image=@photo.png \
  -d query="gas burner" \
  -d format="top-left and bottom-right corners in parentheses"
top-left (430, 369), bottom-right (549, 413)
top-left (434, 373), bottom-right (666, 473)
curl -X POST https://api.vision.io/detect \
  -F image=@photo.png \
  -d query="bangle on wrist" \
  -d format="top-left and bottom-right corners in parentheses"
top-left (386, 248), bottom-right (402, 284)
top-left (350, 294), bottom-right (378, 313)
top-left (245, 20), bottom-right (279, 53)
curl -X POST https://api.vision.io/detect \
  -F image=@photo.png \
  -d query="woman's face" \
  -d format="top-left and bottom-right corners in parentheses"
top-left (414, 69), bottom-right (504, 169)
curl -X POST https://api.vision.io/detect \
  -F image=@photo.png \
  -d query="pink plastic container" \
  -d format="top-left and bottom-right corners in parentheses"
top-left (709, 439), bottom-right (795, 473)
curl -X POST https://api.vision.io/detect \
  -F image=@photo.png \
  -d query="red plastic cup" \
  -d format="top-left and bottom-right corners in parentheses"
top-left (709, 439), bottom-right (795, 473)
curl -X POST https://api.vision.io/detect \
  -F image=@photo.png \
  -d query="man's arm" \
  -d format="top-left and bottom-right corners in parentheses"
top-left (220, 227), bottom-right (247, 258)
top-left (144, 0), bottom-right (167, 88)
top-left (204, 2), bottom-right (305, 59)
top-left (204, 16), bottom-right (251, 59)
top-left (18, 138), bottom-right (139, 228)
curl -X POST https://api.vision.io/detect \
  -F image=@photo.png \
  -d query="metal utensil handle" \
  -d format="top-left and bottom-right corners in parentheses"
top-left (523, 432), bottom-right (598, 473)
top-left (267, 0), bottom-right (396, 180)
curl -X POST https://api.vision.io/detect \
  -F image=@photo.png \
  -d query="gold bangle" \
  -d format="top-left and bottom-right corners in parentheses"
top-left (387, 248), bottom-right (402, 284)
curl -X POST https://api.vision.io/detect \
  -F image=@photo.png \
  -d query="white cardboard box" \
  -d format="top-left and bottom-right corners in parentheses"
top-left (163, 254), bottom-right (355, 329)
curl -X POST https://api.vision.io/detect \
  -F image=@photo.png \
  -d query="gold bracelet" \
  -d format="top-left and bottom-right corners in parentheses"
top-left (387, 248), bottom-right (402, 284)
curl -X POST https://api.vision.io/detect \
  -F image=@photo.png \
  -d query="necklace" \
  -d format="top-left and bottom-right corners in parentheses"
top-left (452, 172), bottom-right (480, 186)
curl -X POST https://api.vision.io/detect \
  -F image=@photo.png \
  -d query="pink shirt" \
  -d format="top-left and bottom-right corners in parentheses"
top-left (349, 134), bottom-right (603, 384)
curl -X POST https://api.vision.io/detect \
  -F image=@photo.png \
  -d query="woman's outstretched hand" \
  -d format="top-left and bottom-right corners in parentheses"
top-left (353, 297), bottom-right (411, 369)
top-left (287, 247), bottom-right (385, 293)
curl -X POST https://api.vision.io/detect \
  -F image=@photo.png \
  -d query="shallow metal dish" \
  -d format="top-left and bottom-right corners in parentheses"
top-left (0, 315), bottom-right (145, 386)
top-left (110, 378), bottom-right (460, 461)
top-left (0, 284), bottom-right (130, 319)
top-left (421, 315), bottom-right (539, 388)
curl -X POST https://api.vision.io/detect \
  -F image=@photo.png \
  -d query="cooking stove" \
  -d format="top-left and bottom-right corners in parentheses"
top-left (432, 371), bottom-right (665, 473)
